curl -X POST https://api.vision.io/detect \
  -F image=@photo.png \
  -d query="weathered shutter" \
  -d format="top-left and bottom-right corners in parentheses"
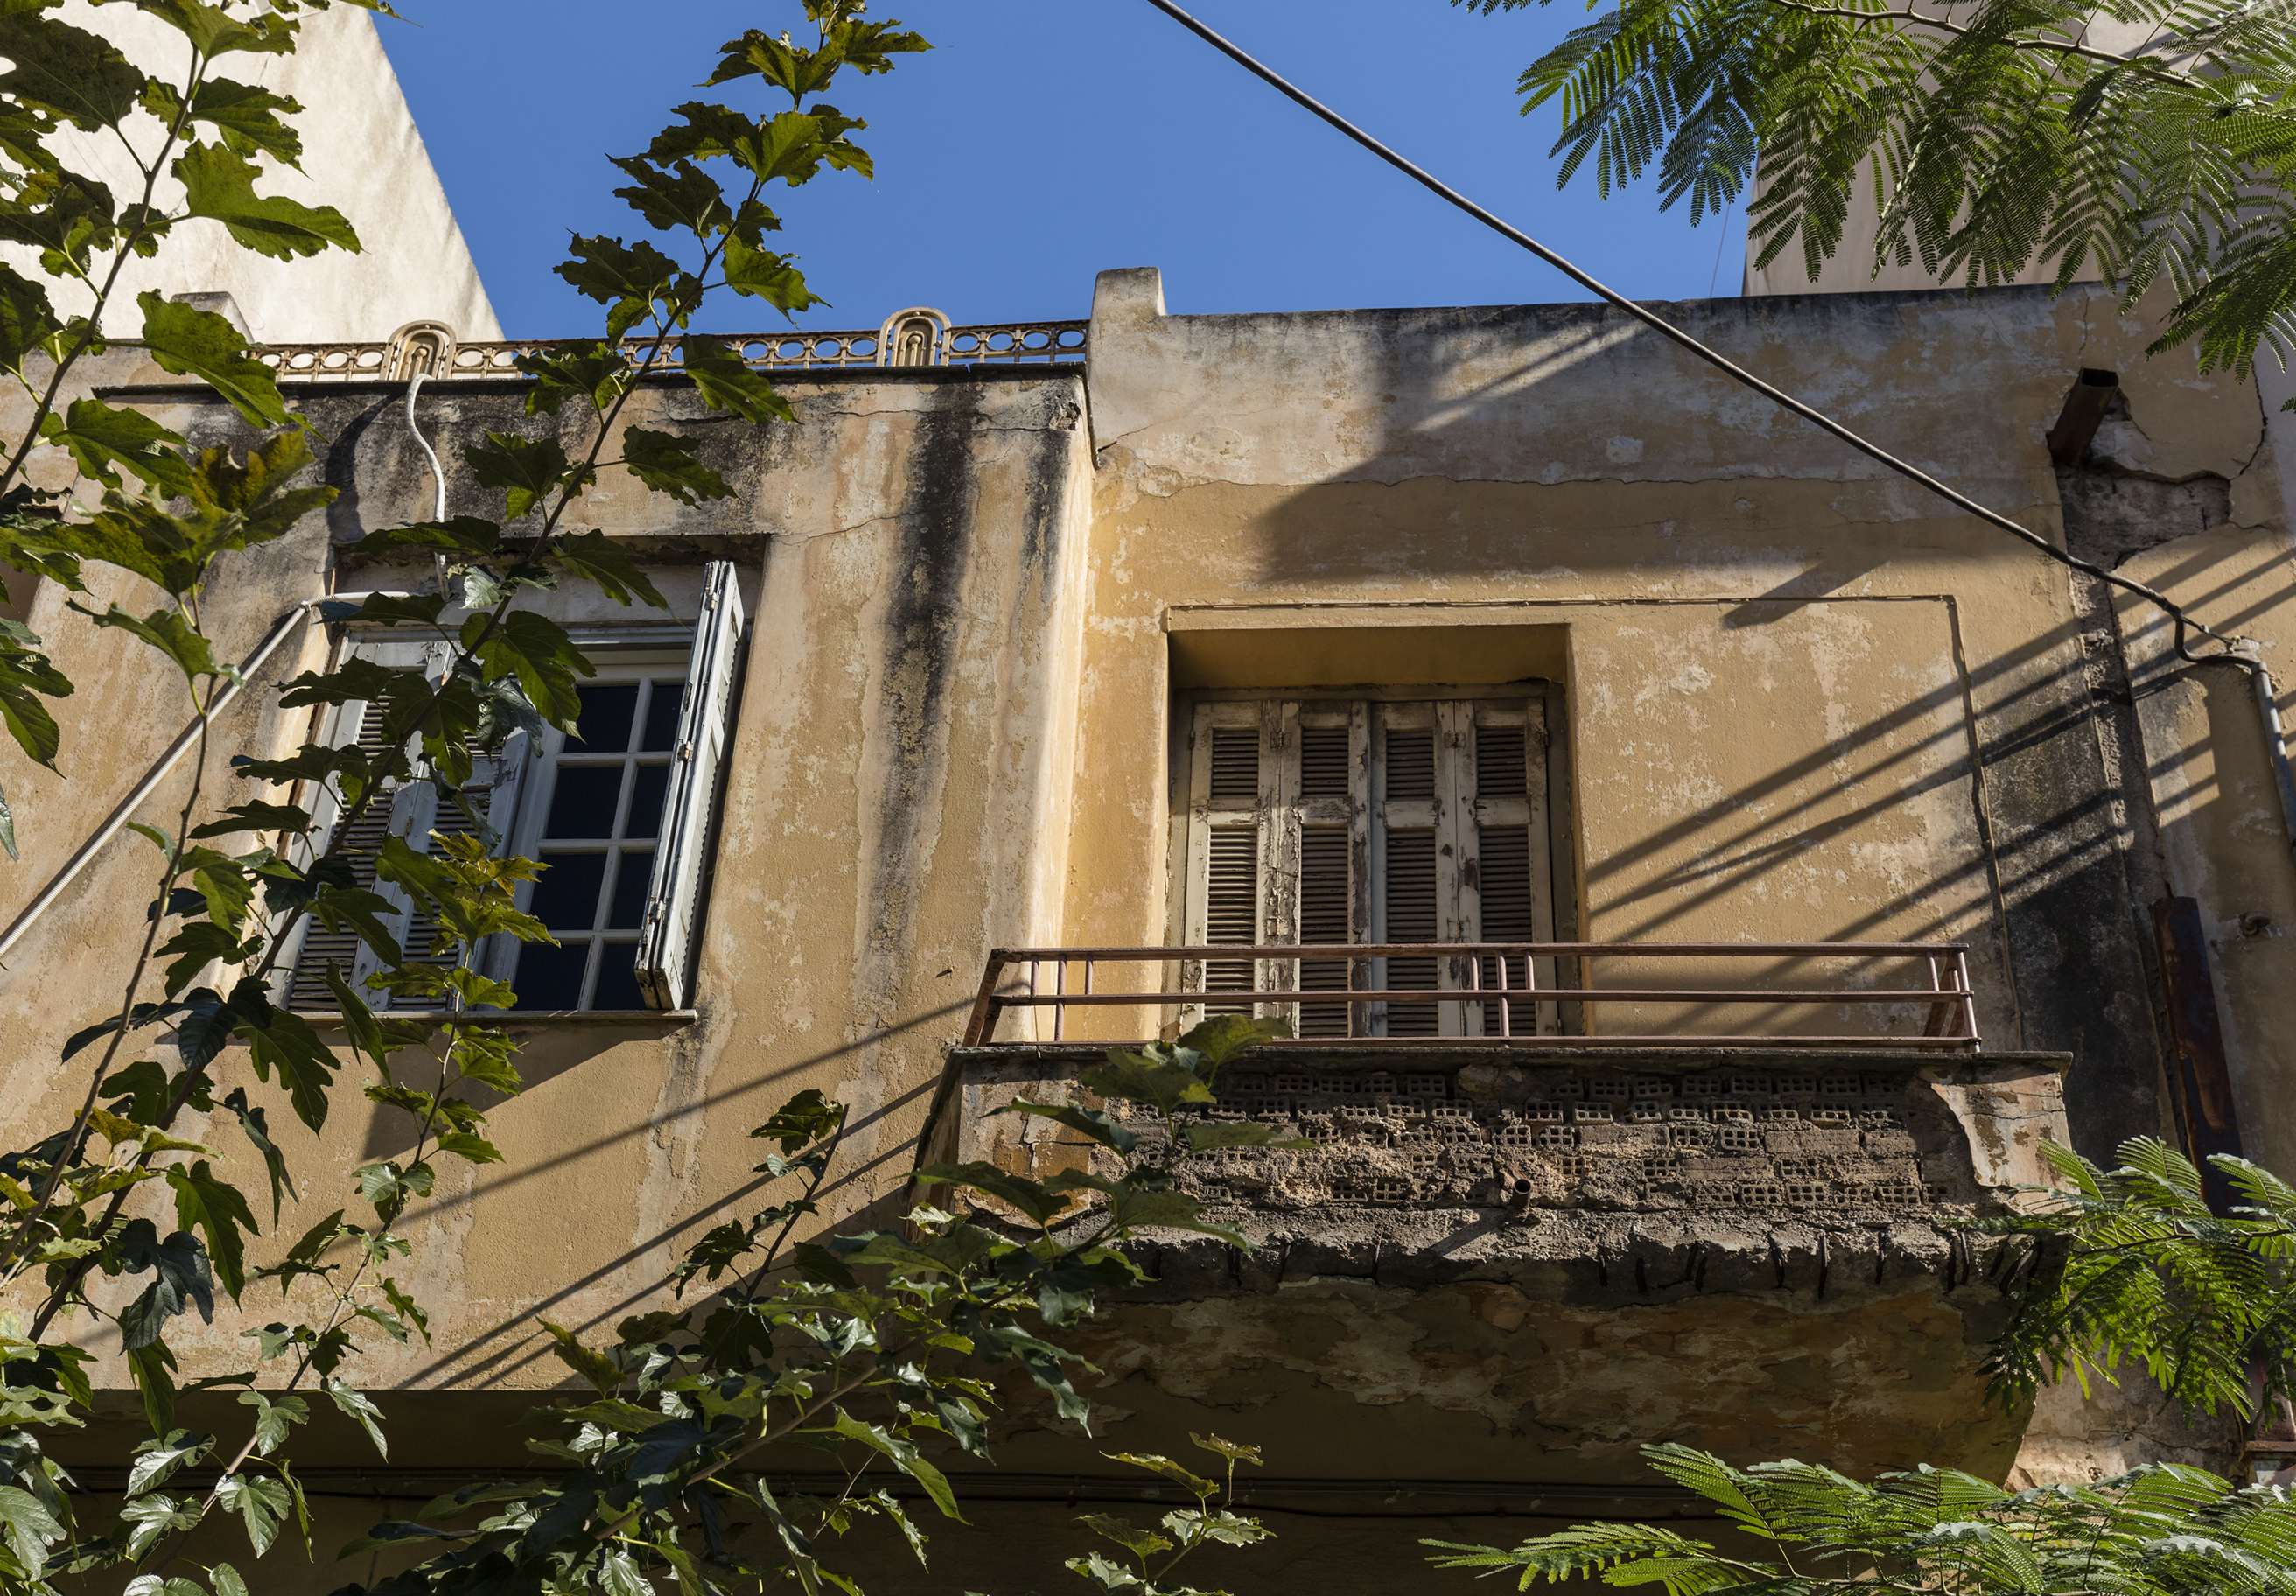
top-left (1293, 710), bottom-right (1362, 1039)
top-left (284, 692), bottom-right (399, 1009)
top-left (1186, 706), bottom-right (1266, 1021)
top-left (1375, 710), bottom-right (1443, 1036)
top-left (1461, 701), bottom-right (1557, 1035)
top-left (633, 561), bottom-right (746, 1011)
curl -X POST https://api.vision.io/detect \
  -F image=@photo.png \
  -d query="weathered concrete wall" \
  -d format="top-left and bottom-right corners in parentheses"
top-left (1, 2), bottom-right (500, 343)
top-left (0, 368), bottom-right (1094, 1419)
top-left (1074, 269), bottom-right (2183, 1162)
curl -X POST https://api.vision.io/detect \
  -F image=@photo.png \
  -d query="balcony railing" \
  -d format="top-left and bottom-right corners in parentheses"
top-left (960, 942), bottom-right (1979, 1051)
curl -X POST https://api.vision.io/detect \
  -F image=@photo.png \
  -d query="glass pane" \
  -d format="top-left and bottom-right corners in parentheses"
top-left (641, 681), bottom-right (683, 752)
top-left (592, 946), bottom-right (645, 1011)
top-left (529, 850), bottom-right (606, 930)
top-left (626, 763), bottom-right (670, 839)
top-left (513, 941), bottom-right (589, 1010)
top-left (545, 766), bottom-right (625, 839)
top-left (574, 683), bottom-right (638, 751)
top-left (606, 850), bottom-right (654, 929)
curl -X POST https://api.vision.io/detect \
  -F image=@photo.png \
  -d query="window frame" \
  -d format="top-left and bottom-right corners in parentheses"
top-left (1169, 682), bottom-right (1572, 1039)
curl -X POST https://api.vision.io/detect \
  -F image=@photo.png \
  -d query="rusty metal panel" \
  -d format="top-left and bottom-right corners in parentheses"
top-left (2151, 896), bottom-right (2243, 1210)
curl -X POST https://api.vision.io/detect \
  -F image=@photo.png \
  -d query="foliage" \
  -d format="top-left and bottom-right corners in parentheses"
top-left (1428, 1137), bottom-right (2296, 1596)
top-left (1460, 0), bottom-right (2296, 376)
top-left (343, 1013), bottom-right (1292, 1596)
top-left (1061, 1436), bottom-right (1274, 1596)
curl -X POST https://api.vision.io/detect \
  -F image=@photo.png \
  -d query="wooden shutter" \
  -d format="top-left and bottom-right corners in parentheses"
top-left (1185, 704), bottom-right (1268, 1020)
top-left (634, 561), bottom-right (747, 1011)
top-left (1460, 700), bottom-right (1558, 1035)
top-left (284, 692), bottom-right (399, 1009)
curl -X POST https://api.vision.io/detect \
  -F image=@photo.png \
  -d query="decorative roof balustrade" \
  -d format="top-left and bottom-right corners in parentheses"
top-left (256, 317), bottom-right (1089, 383)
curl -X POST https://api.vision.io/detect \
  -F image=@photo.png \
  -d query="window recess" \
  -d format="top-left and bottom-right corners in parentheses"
top-left (282, 561), bottom-right (746, 1014)
top-left (1180, 690), bottom-right (1561, 1038)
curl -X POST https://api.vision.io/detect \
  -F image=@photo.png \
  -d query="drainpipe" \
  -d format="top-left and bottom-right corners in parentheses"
top-left (2174, 626), bottom-right (2296, 872)
top-left (0, 593), bottom-right (411, 967)
top-left (405, 371), bottom-right (451, 596)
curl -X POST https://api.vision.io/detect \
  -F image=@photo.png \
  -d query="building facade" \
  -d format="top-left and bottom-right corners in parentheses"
top-left (0, 259), bottom-right (2288, 1590)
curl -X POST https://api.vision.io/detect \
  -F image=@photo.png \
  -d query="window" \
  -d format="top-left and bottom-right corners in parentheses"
top-left (1179, 690), bottom-right (1563, 1038)
top-left (283, 562), bottom-right (746, 1013)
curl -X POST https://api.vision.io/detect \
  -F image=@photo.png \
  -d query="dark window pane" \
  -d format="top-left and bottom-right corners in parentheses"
top-left (575, 683), bottom-right (638, 751)
top-left (626, 763), bottom-right (670, 839)
top-left (513, 941), bottom-right (590, 1011)
top-left (606, 850), bottom-right (655, 929)
top-left (529, 850), bottom-right (606, 931)
top-left (641, 681), bottom-right (683, 752)
top-left (592, 945), bottom-right (645, 1011)
top-left (545, 766), bottom-right (625, 839)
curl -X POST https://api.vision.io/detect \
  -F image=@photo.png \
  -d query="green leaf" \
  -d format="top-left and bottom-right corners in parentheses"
top-left (680, 337), bottom-right (794, 425)
top-left (187, 801), bottom-right (312, 841)
top-left (916, 1162), bottom-right (1074, 1228)
top-left (723, 235), bottom-right (823, 315)
top-left (326, 1378), bottom-right (387, 1460)
top-left (537, 1318), bottom-right (621, 1396)
top-left (126, 1343), bottom-right (178, 1435)
top-left (1177, 1013), bottom-right (1291, 1068)
top-left (237, 1009), bottom-right (340, 1132)
top-left (609, 156), bottom-right (725, 236)
top-left (210, 1563), bottom-right (248, 1596)
top-left (1192, 1431), bottom-right (1264, 1466)
top-left (0, 263), bottom-right (60, 373)
top-left (0, 7), bottom-right (144, 131)
top-left (150, 75), bottom-right (304, 164)
top-left (336, 1521), bottom-right (468, 1558)
top-left (221, 1087), bottom-right (293, 1223)
top-left (830, 1410), bottom-right (962, 1521)
top-left (349, 516), bottom-right (502, 559)
top-left (619, 425), bottom-right (732, 506)
top-left (234, 1390), bottom-right (308, 1456)
top-left (214, 1472), bottom-right (290, 1558)
top-left (153, 920), bottom-right (259, 999)
top-left (551, 528), bottom-right (669, 610)
top-left (0, 632), bottom-right (68, 772)
top-left (462, 609), bottom-right (592, 731)
top-left (38, 398), bottom-right (188, 492)
top-left (1079, 1513), bottom-right (1172, 1559)
top-left (992, 1096), bottom-right (1139, 1155)
top-left (173, 141), bottom-right (358, 259)
top-left (0, 1485), bottom-right (61, 1581)
top-left (556, 235), bottom-right (690, 341)
top-left (69, 602), bottom-right (220, 682)
top-left (463, 430), bottom-right (574, 522)
top-left (127, 1429), bottom-right (213, 1496)
top-left (168, 1160), bottom-right (257, 1300)
top-left (1106, 1452), bottom-right (1216, 1499)
top-left (136, 291), bottom-right (290, 430)
top-left (1082, 1049), bottom-right (1216, 1116)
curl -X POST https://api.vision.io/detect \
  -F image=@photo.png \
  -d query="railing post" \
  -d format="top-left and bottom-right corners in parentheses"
top-left (962, 950), bottom-right (1011, 1047)
top-left (1495, 948), bottom-right (1511, 1040)
top-left (1954, 949), bottom-right (1978, 1051)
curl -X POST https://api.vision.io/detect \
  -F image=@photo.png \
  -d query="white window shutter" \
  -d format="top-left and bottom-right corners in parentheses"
top-left (634, 561), bottom-right (746, 1011)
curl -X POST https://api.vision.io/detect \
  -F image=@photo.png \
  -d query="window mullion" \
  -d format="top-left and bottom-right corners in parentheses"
top-left (1435, 702), bottom-right (1473, 1036)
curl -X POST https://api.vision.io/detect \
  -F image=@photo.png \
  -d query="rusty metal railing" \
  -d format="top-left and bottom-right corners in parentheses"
top-left (958, 942), bottom-right (1979, 1051)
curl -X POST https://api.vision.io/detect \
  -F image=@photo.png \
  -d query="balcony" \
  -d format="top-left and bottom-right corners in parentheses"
top-left (920, 942), bottom-right (2066, 1486)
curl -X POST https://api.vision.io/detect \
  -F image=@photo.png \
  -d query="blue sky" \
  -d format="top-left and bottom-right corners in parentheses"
top-left (378, 0), bottom-right (1751, 340)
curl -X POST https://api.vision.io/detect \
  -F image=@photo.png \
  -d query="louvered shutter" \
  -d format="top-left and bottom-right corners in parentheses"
top-left (282, 638), bottom-right (440, 1008)
top-left (633, 561), bottom-right (746, 1011)
top-left (1180, 690), bottom-right (1558, 1041)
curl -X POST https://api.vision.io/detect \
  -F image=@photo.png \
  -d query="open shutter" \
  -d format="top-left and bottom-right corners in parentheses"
top-left (633, 562), bottom-right (746, 1011)
top-left (281, 638), bottom-right (438, 1009)
top-left (1183, 703), bottom-right (1266, 1026)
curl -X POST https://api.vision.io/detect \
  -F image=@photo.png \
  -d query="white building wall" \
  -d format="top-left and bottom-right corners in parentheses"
top-left (6, 3), bottom-right (500, 344)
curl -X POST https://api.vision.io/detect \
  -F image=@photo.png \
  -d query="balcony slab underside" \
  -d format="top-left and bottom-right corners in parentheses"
top-left (931, 1044), bottom-right (2070, 1486)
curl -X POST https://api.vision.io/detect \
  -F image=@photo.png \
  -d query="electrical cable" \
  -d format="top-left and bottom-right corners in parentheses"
top-left (1133, 0), bottom-right (2248, 661)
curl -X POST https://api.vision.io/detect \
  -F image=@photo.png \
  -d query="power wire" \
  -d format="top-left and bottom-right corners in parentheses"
top-left (1134, 0), bottom-right (2248, 660)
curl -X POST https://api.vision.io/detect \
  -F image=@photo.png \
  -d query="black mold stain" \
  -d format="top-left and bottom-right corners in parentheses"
top-left (865, 383), bottom-right (988, 967)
